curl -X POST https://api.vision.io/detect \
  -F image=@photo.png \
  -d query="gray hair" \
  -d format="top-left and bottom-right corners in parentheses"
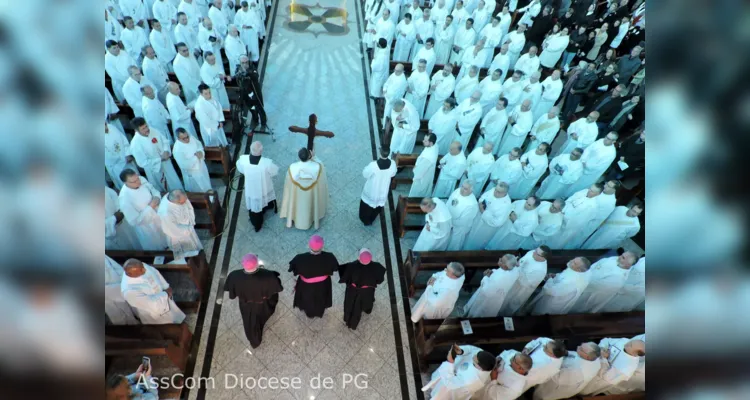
top-left (495, 182), bottom-right (509, 192)
top-left (127, 65), bottom-right (140, 75)
top-left (168, 189), bottom-right (186, 201)
top-left (392, 99), bottom-right (405, 108)
top-left (141, 45), bottom-right (153, 56)
top-left (502, 254), bottom-right (518, 268)
top-left (250, 141), bottom-right (263, 156)
top-left (447, 262), bottom-right (465, 277)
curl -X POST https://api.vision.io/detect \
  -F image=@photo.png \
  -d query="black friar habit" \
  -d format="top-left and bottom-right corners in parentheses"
top-left (289, 251), bottom-right (339, 318)
top-left (224, 268), bottom-right (284, 348)
top-left (358, 158), bottom-right (393, 226)
top-left (338, 260), bottom-right (386, 329)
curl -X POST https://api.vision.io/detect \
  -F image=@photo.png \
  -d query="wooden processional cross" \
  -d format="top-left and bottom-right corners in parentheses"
top-left (288, 114), bottom-right (335, 151)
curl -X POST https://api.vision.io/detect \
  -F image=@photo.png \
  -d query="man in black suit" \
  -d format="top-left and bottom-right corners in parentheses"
top-left (582, 84), bottom-right (626, 130)
top-left (606, 127), bottom-right (645, 184)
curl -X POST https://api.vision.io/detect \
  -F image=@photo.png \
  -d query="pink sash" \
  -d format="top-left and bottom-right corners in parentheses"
top-left (299, 275), bottom-right (329, 283)
top-left (351, 283), bottom-right (372, 289)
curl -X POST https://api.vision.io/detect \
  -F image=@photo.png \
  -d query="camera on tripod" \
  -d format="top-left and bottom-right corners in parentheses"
top-left (231, 63), bottom-right (272, 139)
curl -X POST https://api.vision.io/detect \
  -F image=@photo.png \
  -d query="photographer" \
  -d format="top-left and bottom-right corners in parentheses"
top-left (235, 55), bottom-right (268, 132)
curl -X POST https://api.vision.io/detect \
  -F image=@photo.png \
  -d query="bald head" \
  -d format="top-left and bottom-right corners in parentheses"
top-left (499, 254), bottom-right (518, 270)
top-left (521, 99), bottom-right (532, 111)
top-left (512, 353), bottom-right (533, 374)
top-left (168, 81), bottom-right (181, 94)
top-left (459, 180), bottom-right (473, 195)
top-left (395, 63), bottom-right (405, 74)
top-left (625, 339), bottom-right (646, 357)
top-left (577, 342), bottom-right (601, 361)
top-left (482, 142), bottom-right (494, 154)
top-left (250, 141), bottom-right (263, 156)
top-left (123, 259), bottom-right (146, 278)
top-left (470, 90), bottom-right (482, 102)
top-left (587, 111), bottom-right (600, 122)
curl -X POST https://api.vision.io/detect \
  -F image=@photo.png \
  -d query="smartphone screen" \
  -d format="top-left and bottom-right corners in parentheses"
top-left (142, 356), bottom-right (150, 371)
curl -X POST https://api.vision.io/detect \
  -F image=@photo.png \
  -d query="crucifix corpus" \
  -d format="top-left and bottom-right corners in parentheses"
top-left (288, 114), bottom-right (335, 151)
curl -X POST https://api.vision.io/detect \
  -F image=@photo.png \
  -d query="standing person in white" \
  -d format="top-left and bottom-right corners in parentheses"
top-left (178, 0), bottom-right (203, 32)
top-left (104, 122), bottom-right (137, 190)
top-left (500, 69), bottom-right (525, 109)
top-left (359, 147), bottom-right (398, 225)
top-left (410, 262), bottom-right (465, 321)
top-left (174, 12), bottom-right (201, 59)
top-left (489, 43), bottom-right (511, 80)
top-left (121, 259), bottom-right (187, 324)
top-left (381, 63), bottom-right (408, 121)
top-left (434, 15), bottom-right (456, 65)
top-left (409, 133), bottom-right (440, 197)
top-left (533, 71), bottom-right (563, 120)
top-left (172, 129), bottom-right (212, 192)
top-left (158, 189), bottom-right (204, 260)
top-left (208, 0), bottom-right (229, 39)
top-left (496, 99), bottom-right (534, 156)
top-left (105, 185), bottom-right (141, 250)
top-left (454, 65), bottom-right (479, 104)
top-left (141, 46), bottom-right (171, 103)
top-left (424, 345), bottom-right (495, 400)
top-left (412, 9), bottom-right (435, 60)
top-left (425, 63), bottom-right (456, 119)
top-left (605, 334), bottom-right (646, 395)
top-left (412, 38), bottom-right (437, 77)
top-left (529, 256), bottom-right (592, 315)
top-left (153, 0), bottom-right (179, 42)
top-left (571, 252), bottom-right (638, 313)
top-left (173, 43), bottom-right (203, 104)
top-left (405, 60), bottom-right (431, 117)
top-left (224, 25), bottom-right (248, 76)
top-left (454, 90), bottom-right (484, 149)
top-left (536, 148), bottom-right (584, 199)
top-left (514, 46), bottom-right (541, 79)
top-left (477, 69), bottom-right (505, 114)
top-left (571, 180), bottom-right (619, 249)
top-left (521, 338), bottom-right (567, 391)
top-left (369, 39), bottom-right (390, 99)
top-left (474, 351), bottom-right (532, 400)
top-left (118, 169), bottom-right (169, 250)
top-left (545, 183), bottom-right (602, 249)
top-left (580, 338), bottom-right (645, 396)
top-left (234, 2), bottom-right (263, 63)
top-left (539, 27), bottom-right (569, 69)
top-left (236, 141), bottom-right (280, 232)
top-left (522, 200), bottom-right (564, 249)
top-left (486, 196), bottom-right (540, 250)
top-left (433, 141), bottom-right (467, 198)
top-left (413, 197), bottom-right (453, 251)
top-left (519, 71), bottom-right (543, 112)
top-left (582, 204), bottom-right (643, 250)
top-left (194, 83), bottom-right (228, 147)
top-left (463, 182), bottom-right (512, 250)
top-left (566, 132), bottom-right (618, 196)
top-left (456, 38), bottom-right (488, 83)
top-left (200, 51), bottom-right (231, 110)
top-left (449, 18), bottom-right (477, 65)
top-left (532, 343), bottom-right (602, 400)
top-left (504, 23), bottom-right (527, 69)
top-left (129, 118), bottom-right (184, 192)
top-left (489, 147), bottom-right (523, 189)
top-left (393, 13), bottom-right (416, 62)
top-left (198, 18), bottom-right (225, 70)
top-left (428, 98), bottom-right (459, 155)
top-left (123, 66), bottom-right (155, 118)
top-left (499, 246), bottom-right (548, 315)
top-left (105, 256), bottom-right (139, 324)
top-left (557, 111), bottom-right (599, 155)
top-left (166, 82), bottom-right (198, 138)
top-left (389, 99), bottom-right (421, 155)
top-left (476, 97), bottom-right (509, 154)
top-left (465, 142), bottom-right (496, 197)
top-left (525, 106), bottom-right (561, 152)
top-left (372, 9), bottom-right (396, 49)
top-left (477, 13), bottom-right (502, 66)
top-left (602, 257), bottom-right (645, 313)
top-left (464, 254), bottom-right (519, 317)
top-left (141, 85), bottom-right (173, 143)
top-left (149, 20), bottom-right (177, 73)
top-left (446, 181), bottom-right (479, 250)
top-left (363, 0), bottom-right (385, 51)
top-left (510, 143), bottom-right (549, 199)
top-left (120, 17), bottom-right (150, 62)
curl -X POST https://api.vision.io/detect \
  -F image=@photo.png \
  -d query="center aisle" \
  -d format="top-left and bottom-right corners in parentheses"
top-left (192, 0), bottom-right (419, 399)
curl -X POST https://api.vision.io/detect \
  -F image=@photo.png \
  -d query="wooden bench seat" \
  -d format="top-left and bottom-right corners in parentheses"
top-left (105, 249), bottom-right (210, 298)
top-left (105, 323), bottom-right (192, 371)
top-left (187, 191), bottom-right (225, 235)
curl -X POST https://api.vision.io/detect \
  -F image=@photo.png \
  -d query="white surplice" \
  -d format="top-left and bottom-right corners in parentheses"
top-left (499, 250), bottom-right (547, 315)
top-left (474, 350), bottom-right (528, 400)
top-left (121, 26), bottom-right (150, 61)
top-left (464, 266), bottom-right (519, 317)
top-left (489, 153), bottom-right (522, 187)
top-left (130, 128), bottom-right (184, 192)
top-left (236, 155), bottom-right (279, 212)
top-left (173, 53), bottom-right (203, 103)
top-left (496, 105), bottom-right (533, 156)
top-left (455, 98), bottom-right (483, 149)
top-left (580, 338), bottom-right (640, 395)
top-left (194, 95), bottom-right (228, 147)
top-left (405, 69), bottom-right (430, 117)
top-left (413, 197), bottom-right (452, 251)
top-left (533, 77), bottom-right (563, 120)
top-left (572, 192), bottom-right (617, 249)
top-left (105, 124), bottom-right (137, 190)
top-left (525, 113), bottom-right (560, 152)
top-left (570, 257), bottom-right (630, 313)
top-left (463, 189), bottom-right (512, 250)
top-left (208, 5), bottom-right (228, 38)
top-left (529, 266), bottom-right (591, 315)
top-left (121, 263), bottom-right (186, 324)
top-left (411, 16), bottom-right (435, 59)
top-left (361, 159), bottom-right (398, 207)
top-left (524, 337), bottom-right (564, 389)
top-left (489, 52), bottom-right (510, 82)
top-left (142, 56), bottom-right (171, 98)
top-left (535, 155), bottom-right (583, 199)
top-left (198, 25), bottom-right (225, 69)
top-left (454, 73), bottom-right (479, 104)
top-left (369, 46), bottom-right (390, 98)
top-left (234, 8), bottom-right (263, 62)
top-left (602, 258), bottom-right (645, 313)
top-left (428, 107), bottom-right (459, 155)
top-left (539, 33), bottom-right (569, 69)
top-left (389, 98), bottom-right (421, 154)
top-left (158, 195), bottom-right (203, 259)
top-left (499, 75), bottom-right (525, 109)
top-left (582, 206), bottom-right (641, 250)
top-left (105, 186), bottom-right (141, 250)
top-left (532, 351), bottom-right (601, 400)
top-left (425, 71), bottom-right (457, 119)
top-left (174, 22), bottom-right (200, 56)
top-left (105, 256), bottom-right (139, 325)
top-left (106, 50), bottom-right (137, 102)
top-left (410, 269), bottom-right (465, 321)
top-left (393, 19), bottom-right (417, 61)
top-left (514, 53), bottom-right (540, 79)
top-left (409, 145), bottom-right (440, 197)
top-left (522, 201), bottom-right (563, 249)
top-left (149, 28), bottom-right (177, 71)
top-left (486, 199), bottom-right (539, 250)
top-left (557, 117), bottom-right (598, 155)
top-left (434, 21), bottom-right (457, 65)
top-left (446, 189), bottom-right (479, 250)
top-left (172, 137), bottom-right (212, 192)
top-left (476, 106), bottom-right (508, 156)
top-left (200, 59), bottom-right (230, 110)
top-left (166, 92), bottom-right (197, 138)
top-left (411, 46), bottom-right (437, 77)
top-left (433, 152), bottom-right (467, 198)
top-left (504, 30), bottom-right (526, 68)
top-left (544, 189), bottom-right (598, 249)
top-left (118, 177), bottom-right (169, 250)
top-left (465, 147), bottom-right (496, 197)
top-left (382, 72), bottom-right (408, 120)
top-left (142, 96), bottom-right (172, 143)
top-left (566, 139), bottom-right (617, 196)
top-left (478, 75), bottom-right (505, 114)
top-left (605, 334), bottom-right (645, 395)
top-left (224, 34), bottom-right (247, 76)
top-left (123, 76), bottom-right (156, 118)
top-left (427, 345), bottom-right (491, 400)
top-left (449, 26), bottom-right (477, 64)
top-left (509, 150), bottom-right (548, 199)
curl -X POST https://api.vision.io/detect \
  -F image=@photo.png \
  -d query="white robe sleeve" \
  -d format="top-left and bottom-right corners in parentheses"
top-left (130, 140), bottom-right (162, 172)
top-left (431, 218), bottom-right (451, 237)
top-left (362, 163), bottom-right (376, 179)
top-left (160, 210), bottom-right (194, 239)
top-left (105, 215), bottom-right (118, 238)
top-left (123, 286), bottom-right (170, 314)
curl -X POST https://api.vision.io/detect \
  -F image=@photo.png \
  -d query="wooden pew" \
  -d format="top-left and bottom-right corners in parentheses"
top-left (204, 146), bottom-right (232, 181)
top-left (187, 191), bottom-right (225, 235)
top-left (415, 311), bottom-right (644, 366)
top-left (392, 153), bottom-right (443, 190)
top-left (404, 248), bottom-right (609, 296)
top-left (105, 323), bottom-right (192, 372)
top-left (577, 395), bottom-right (645, 400)
top-left (105, 249), bottom-right (210, 299)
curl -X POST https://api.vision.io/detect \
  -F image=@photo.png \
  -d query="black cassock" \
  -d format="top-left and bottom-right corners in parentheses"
top-left (358, 158), bottom-right (393, 226)
top-left (224, 269), bottom-right (283, 348)
top-left (289, 252), bottom-right (339, 318)
top-left (338, 260), bottom-right (386, 329)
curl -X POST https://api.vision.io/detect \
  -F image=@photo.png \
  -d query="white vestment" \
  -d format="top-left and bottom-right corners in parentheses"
top-left (446, 189), bottom-right (479, 250)
top-left (130, 129), bottom-right (184, 192)
top-left (198, 25), bottom-right (225, 69)
top-left (476, 107), bottom-right (508, 156)
top-left (361, 159), bottom-right (397, 207)
top-left (409, 145), bottom-right (440, 197)
top-left (382, 73), bottom-right (408, 120)
top-left (504, 30), bottom-right (526, 68)
top-left (142, 56), bottom-right (170, 99)
top-left (121, 26), bottom-right (150, 61)
top-left (477, 23), bottom-right (501, 65)
top-left (529, 266), bottom-right (591, 315)
top-left (153, 0), bottom-right (178, 41)
top-left (532, 351), bottom-right (601, 400)
top-left (234, 9), bottom-right (263, 62)
top-left (582, 206), bottom-right (641, 250)
top-left (174, 23), bottom-right (200, 55)
top-left (545, 189), bottom-right (598, 249)
top-left (405, 69), bottom-right (430, 118)
top-left (533, 77), bottom-right (563, 120)
top-left (402, 4), bottom-right (423, 22)
top-left (142, 96), bottom-right (172, 143)
top-left (450, 7), bottom-right (470, 26)
top-left (434, 22), bottom-right (457, 65)
top-left (105, 88), bottom-right (125, 132)
top-left (412, 46), bottom-right (437, 78)
top-left (602, 258), bottom-right (645, 313)
top-left (557, 118), bottom-right (598, 155)
top-left (519, 80), bottom-right (542, 111)
top-left (105, 10), bottom-right (123, 44)
top-left (525, 114), bottom-right (560, 152)
top-left (194, 95), bottom-right (228, 146)
top-left (413, 197), bottom-right (452, 251)
top-left (425, 71), bottom-right (457, 119)
top-left (465, 148), bottom-right (495, 197)
top-left (149, 29), bottom-right (177, 71)
top-left (499, 76), bottom-right (525, 109)
top-left (410, 269), bottom-right (465, 321)
top-left (463, 189), bottom-right (511, 250)
top-left (580, 338), bottom-right (640, 395)
top-left (369, 47), bottom-right (391, 98)
top-left (363, 0), bottom-right (385, 48)
top-left (489, 154), bottom-right (522, 187)
top-left (535, 155), bottom-right (583, 199)
top-left (478, 76), bottom-right (505, 114)
top-left (390, 99), bottom-right (421, 154)
top-left (510, 150), bottom-right (548, 199)
top-left (497, 106), bottom-right (533, 156)
top-left (166, 92), bottom-right (197, 138)
top-left (454, 73), bottom-right (479, 104)
top-left (224, 34), bottom-right (247, 76)
top-left (158, 195), bottom-right (203, 259)
top-left (524, 337), bottom-right (564, 389)
top-left (393, 20), bottom-right (417, 61)
top-left (411, 17), bottom-right (435, 59)
top-left (474, 350), bottom-right (528, 400)
top-left (486, 200), bottom-right (539, 250)
top-left (455, 99), bottom-right (483, 148)
top-left (433, 152), bottom-right (467, 198)
top-left (456, 45), bottom-right (488, 83)
top-left (517, 0), bottom-right (541, 27)
top-left (105, 256), bottom-right (139, 324)
top-left (489, 52), bottom-right (510, 82)
top-left (539, 33), bottom-right (569, 69)
top-left (374, 17), bottom-right (396, 48)
top-left (208, 5), bottom-right (228, 38)
top-left (121, 263), bottom-right (186, 324)
top-left (500, 250), bottom-right (547, 315)
top-left (430, 5), bottom-right (449, 26)
top-left (571, 257), bottom-right (630, 313)
top-left (605, 334), bottom-right (645, 395)
top-left (105, 186), bottom-right (141, 250)
top-left (572, 192), bottom-right (617, 249)
top-left (522, 201), bottom-right (563, 249)
top-left (119, 178), bottom-right (169, 250)
top-left (173, 53), bottom-right (203, 103)
top-left (449, 26), bottom-right (477, 64)
top-left (427, 345), bottom-right (491, 400)
top-left (236, 155), bottom-right (279, 212)
top-left (566, 139), bottom-right (617, 196)
top-left (123, 76), bottom-right (156, 118)
top-left (173, 137), bottom-right (212, 192)
top-left (178, 0), bottom-right (202, 31)
top-left (428, 107), bottom-right (459, 155)
top-left (200, 60), bottom-right (230, 110)
top-left (514, 54), bottom-right (540, 79)
top-left (105, 124), bottom-right (137, 189)
top-left (464, 266), bottom-right (519, 317)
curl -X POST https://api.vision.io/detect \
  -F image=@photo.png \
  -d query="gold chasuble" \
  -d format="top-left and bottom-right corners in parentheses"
top-left (280, 160), bottom-right (329, 230)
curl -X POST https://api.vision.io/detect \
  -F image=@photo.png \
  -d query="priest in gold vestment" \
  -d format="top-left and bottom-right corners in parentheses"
top-left (280, 148), bottom-right (329, 230)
